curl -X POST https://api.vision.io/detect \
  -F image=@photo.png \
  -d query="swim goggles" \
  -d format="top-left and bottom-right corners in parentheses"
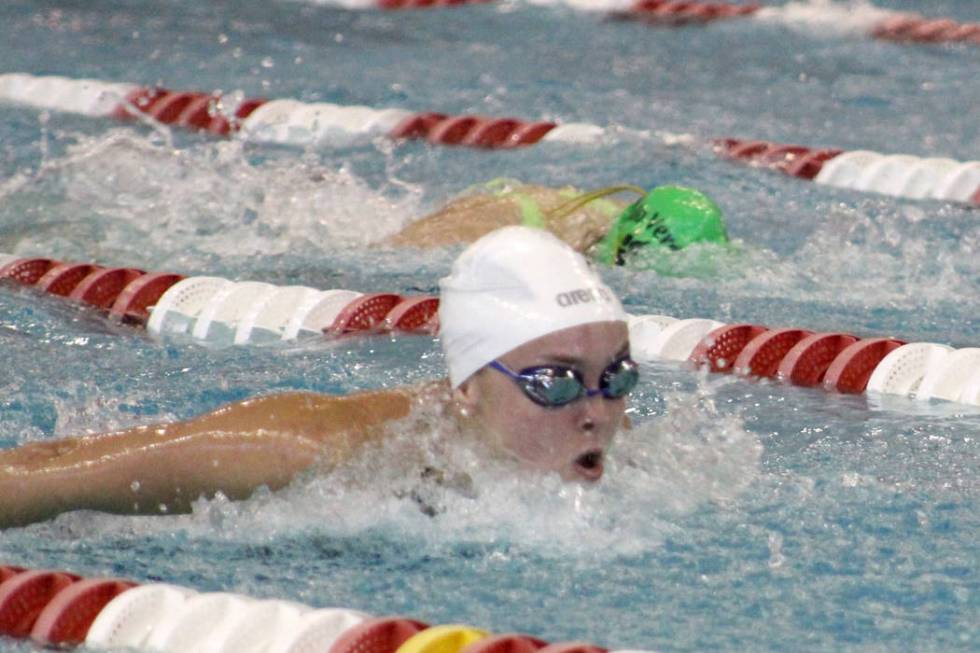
top-left (488, 356), bottom-right (640, 408)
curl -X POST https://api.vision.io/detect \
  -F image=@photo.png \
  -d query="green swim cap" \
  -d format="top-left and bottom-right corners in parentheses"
top-left (596, 185), bottom-right (728, 266)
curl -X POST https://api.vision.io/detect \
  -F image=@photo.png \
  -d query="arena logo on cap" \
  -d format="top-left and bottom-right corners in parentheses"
top-left (555, 286), bottom-right (614, 307)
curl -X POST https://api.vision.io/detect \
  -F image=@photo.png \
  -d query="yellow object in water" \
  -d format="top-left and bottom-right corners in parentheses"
top-left (395, 625), bottom-right (490, 653)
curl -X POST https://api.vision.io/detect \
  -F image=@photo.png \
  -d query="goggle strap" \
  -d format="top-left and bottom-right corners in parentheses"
top-left (545, 185), bottom-right (647, 223)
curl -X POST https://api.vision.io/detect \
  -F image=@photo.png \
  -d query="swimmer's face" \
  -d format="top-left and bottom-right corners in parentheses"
top-left (455, 321), bottom-right (630, 483)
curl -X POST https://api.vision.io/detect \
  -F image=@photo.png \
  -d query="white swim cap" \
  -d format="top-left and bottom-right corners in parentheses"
top-left (439, 226), bottom-right (626, 388)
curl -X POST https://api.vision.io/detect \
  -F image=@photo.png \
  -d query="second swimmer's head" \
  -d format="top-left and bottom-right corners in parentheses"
top-left (438, 226), bottom-right (636, 482)
top-left (596, 185), bottom-right (728, 266)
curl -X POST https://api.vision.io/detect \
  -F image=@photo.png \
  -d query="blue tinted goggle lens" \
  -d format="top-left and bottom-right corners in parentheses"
top-left (490, 357), bottom-right (639, 408)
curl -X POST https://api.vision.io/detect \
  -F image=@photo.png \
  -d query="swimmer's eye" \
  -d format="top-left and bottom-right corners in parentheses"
top-left (488, 357), bottom-right (639, 408)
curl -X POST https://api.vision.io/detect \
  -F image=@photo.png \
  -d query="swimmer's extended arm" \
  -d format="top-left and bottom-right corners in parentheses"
top-left (0, 388), bottom-right (414, 528)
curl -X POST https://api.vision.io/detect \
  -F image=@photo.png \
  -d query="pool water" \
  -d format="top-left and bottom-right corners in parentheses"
top-left (0, 0), bottom-right (978, 651)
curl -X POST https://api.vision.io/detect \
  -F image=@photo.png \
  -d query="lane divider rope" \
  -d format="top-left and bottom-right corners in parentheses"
top-left (715, 138), bottom-right (980, 205)
top-left (622, 2), bottom-right (980, 46)
top-left (329, 0), bottom-right (980, 48)
top-left (0, 564), bottom-right (644, 653)
top-left (2, 254), bottom-right (978, 407)
top-left (1, 73), bottom-right (976, 207)
top-left (615, 1), bottom-right (762, 25)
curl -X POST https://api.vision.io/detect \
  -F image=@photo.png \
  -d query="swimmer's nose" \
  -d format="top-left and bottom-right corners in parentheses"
top-left (577, 393), bottom-right (618, 434)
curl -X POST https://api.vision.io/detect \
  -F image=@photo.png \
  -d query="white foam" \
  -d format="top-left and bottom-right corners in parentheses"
top-left (24, 131), bottom-right (423, 263)
top-left (167, 380), bottom-right (761, 559)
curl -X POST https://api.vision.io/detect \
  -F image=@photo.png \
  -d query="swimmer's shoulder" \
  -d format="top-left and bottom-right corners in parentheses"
top-left (205, 381), bottom-right (452, 438)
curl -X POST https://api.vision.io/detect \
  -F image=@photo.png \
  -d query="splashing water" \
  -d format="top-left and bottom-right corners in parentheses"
top-left (0, 130), bottom-right (424, 268)
top-left (21, 377), bottom-right (761, 563)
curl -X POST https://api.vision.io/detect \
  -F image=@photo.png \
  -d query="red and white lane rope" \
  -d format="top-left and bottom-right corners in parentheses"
top-left (1, 73), bottom-right (977, 206)
top-left (2, 254), bottom-right (978, 407)
top-left (628, 316), bottom-right (980, 407)
top-left (0, 564), bottom-right (643, 653)
top-left (715, 138), bottom-right (980, 206)
top-left (0, 73), bottom-right (600, 148)
top-left (623, 1), bottom-right (980, 46)
top-left (316, 0), bottom-right (980, 48)
top-left (0, 256), bottom-right (440, 339)
top-left (868, 13), bottom-right (980, 45)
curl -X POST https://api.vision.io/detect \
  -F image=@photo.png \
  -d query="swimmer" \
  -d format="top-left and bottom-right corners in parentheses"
top-left (0, 227), bottom-right (639, 528)
top-left (386, 180), bottom-right (729, 268)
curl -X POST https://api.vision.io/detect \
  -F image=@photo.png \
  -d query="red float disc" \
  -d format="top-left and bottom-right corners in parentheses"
top-left (462, 118), bottom-right (523, 148)
top-left (328, 617), bottom-right (429, 653)
top-left (175, 94), bottom-right (218, 131)
top-left (726, 140), bottom-right (770, 159)
top-left (428, 116), bottom-right (482, 145)
top-left (36, 263), bottom-right (102, 297)
top-left (733, 328), bottom-right (813, 378)
top-left (108, 272), bottom-right (184, 324)
top-left (208, 113), bottom-right (233, 136)
top-left (822, 337), bottom-right (906, 394)
top-left (383, 296), bottom-right (440, 334)
top-left (460, 634), bottom-right (548, 653)
top-left (0, 570), bottom-right (80, 637)
top-left (784, 149), bottom-right (843, 180)
top-left (689, 323), bottom-right (769, 373)
top-left (631, 0), bottom-right (667, 11)
top-left (733, 3), bottom-right (761, 15)
top-left (30, 578), bottom-right (137, 645)
top-left (506, 121), bottom-right (557, 147)
top-left (765, 143), bottom-right (811, 159)
top-left (0, 567), bottom-right (24, 584)
top-left (68, 268), bottom-right (144, 309)
top-left (234, 98), bottom-right (267, 121)
top-left (327, 293), bottom-right (403, 334)
top-left (0, 258), bottom-right (56, 285)
top-left (148, 92), bottom-right (198, 124)
top-left (776, 333), bottom-right (859, 387)
top-left (389, 113), bottom-right (449, 140)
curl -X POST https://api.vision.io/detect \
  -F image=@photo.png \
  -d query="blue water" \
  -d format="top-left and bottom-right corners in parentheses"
top-left (0, 0), bottom-right (978, 651)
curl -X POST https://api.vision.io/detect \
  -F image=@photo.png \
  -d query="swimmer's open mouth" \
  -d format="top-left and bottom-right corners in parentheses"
top-left (574, 449), bottom-right (604, 481)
